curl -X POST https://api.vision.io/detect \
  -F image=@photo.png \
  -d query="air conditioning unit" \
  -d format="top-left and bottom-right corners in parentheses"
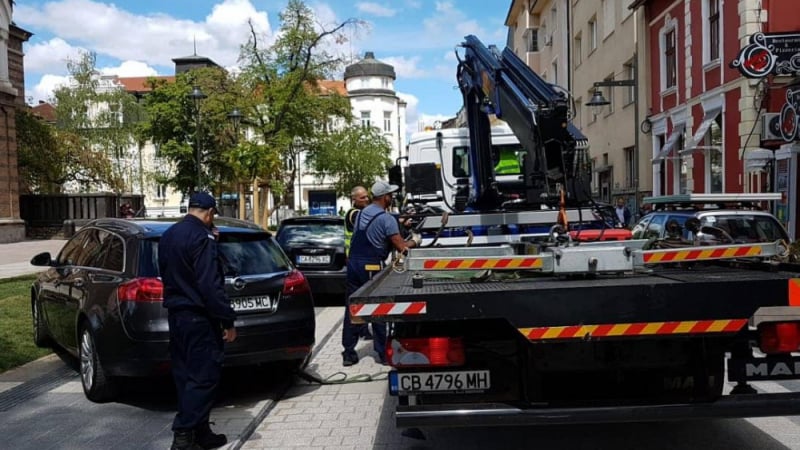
top-left (761, 112), bottom-right (781, 141)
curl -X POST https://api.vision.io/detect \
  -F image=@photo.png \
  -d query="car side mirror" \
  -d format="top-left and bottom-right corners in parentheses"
top-left (30, 252), bottom-right (53, 267)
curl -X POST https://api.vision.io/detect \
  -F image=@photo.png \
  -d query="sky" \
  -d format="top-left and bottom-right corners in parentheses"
top-left (14, 0), bottom-right (509, 131)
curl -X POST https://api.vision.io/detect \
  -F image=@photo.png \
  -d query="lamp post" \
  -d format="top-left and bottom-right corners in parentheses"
top-left (585, 59), bottom-right (640, 216)
top-left (227, 108), bottom-right (245, 220)
top-left (189, 86), bottom-right (207, 190)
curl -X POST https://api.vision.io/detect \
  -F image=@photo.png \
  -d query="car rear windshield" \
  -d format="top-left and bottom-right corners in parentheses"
top-left (277, 222), bottom-right (344, 246)
top-left (139, 232), bottom-right (292, 277)
top-left (700, 215), bottom-right (788, 243)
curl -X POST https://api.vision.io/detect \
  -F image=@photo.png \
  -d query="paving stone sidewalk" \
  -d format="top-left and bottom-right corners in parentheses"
top-left (241, 312), bottom-right (419, 450)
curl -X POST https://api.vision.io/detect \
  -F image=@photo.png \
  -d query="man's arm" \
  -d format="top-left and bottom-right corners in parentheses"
top-left (194, 236), bottom-right (236, 329)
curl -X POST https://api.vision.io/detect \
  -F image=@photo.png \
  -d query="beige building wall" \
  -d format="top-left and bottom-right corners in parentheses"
top-left (505, 0), bottom-right (569, 88)
top-left (572, 0), bottom-right (643, 205)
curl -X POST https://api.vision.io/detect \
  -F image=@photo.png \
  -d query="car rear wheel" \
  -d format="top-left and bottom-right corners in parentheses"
top-left (32, 299), bottom-right (52, 348)
top-left (79, 326), bottom-right (118, 402)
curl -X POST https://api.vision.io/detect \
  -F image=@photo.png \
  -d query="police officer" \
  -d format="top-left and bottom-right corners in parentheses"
top-left (159, 192), bottom-right (237, 450)
top-left (342, 181), bottom-right (420, 366)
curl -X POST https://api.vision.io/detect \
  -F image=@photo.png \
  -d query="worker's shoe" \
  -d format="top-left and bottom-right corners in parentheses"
top-left (170, 430), bottom-right (203, 450)
top-left (195, 422), bottom-right (227, 449)
top-left (342, 350), bottom-right (359, 366)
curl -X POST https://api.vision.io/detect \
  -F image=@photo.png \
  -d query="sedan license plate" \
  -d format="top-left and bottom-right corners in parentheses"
top-left (231, 296), bottom-right (273, 312)
top-left (297, 254), bottom-right (330, 265)
top-left (389, 370), bottom-right (490, 395)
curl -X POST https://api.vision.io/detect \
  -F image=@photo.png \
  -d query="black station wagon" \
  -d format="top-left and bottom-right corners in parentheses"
top-left (30, 217), bottom-right (315, 402)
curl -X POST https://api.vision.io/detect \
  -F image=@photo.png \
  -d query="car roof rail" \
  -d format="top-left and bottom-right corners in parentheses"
top-left (643, 193), bottom-right (780, 212)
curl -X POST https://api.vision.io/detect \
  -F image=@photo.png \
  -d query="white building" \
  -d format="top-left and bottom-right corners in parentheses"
top-left (289, 51), bottom-right (407, 216)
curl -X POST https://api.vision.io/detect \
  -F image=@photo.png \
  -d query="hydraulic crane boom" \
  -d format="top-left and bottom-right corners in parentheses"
top-left (456, 35), bottom-right (590, 210)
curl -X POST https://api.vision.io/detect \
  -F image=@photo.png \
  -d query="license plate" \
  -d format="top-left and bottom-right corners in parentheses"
top-left (389, 370), bottom-right (490, 395)
top-left (297, 254), bottom-right (330, 264)
top-left (230, 295), bottom-right (273, 312)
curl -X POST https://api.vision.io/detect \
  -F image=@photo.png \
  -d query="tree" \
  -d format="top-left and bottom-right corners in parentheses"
top-left (16, 109), bottom-right (115, 194)
top-left (138, 67), bottom-right (242, 196)
top-left (305, 125), bottom-right (392, 196)
top-left (52, 52), bottom-right (144, 193)
top-left (234, 0), bottom-right (360, 224)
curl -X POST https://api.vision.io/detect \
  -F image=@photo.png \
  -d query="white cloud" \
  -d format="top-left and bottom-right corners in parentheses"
top-left (381, 56), bottom-right (426, 78)
top-left (405, 0), bottom-right (422, 8)
top-left (398, 91), bottom-right (419, 132)
top-left (24, 38), bottom-right (86, 74)
top-left (28, 74), bottom-right (71, 104)
top-left (15, 0), bottom-right (272, 73)
top-left (356, 2), bottom-right (396, 17)
top-left (99, 61), bottom-right (159, 77)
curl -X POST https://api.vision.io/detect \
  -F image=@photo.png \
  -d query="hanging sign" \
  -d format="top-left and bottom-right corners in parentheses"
top-left (731, 32), bottom-right (800, 78)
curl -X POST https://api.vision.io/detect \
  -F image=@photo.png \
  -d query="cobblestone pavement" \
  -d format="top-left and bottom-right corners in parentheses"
top-left (239, 309), bottom-right (418, 450)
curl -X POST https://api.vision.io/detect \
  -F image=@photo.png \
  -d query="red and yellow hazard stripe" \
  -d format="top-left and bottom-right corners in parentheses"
top-left (642, 246), bottom-right (761, 264)
top-left (519, 318), bottom-right (748, 340)
top-left (422, 257), bottom-right (544, 270)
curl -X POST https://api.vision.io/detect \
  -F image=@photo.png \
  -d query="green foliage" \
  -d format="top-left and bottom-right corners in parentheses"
top-left (51, 52), bottom-right (144, 193)
top-left (0, 276), bottom-right (51, 373)
top-left (16, 109), bottom-right (115, 194)
top-left (234, 0), bottom-right (360, 204)
top-left (306, 125), bottom-right (392, 197)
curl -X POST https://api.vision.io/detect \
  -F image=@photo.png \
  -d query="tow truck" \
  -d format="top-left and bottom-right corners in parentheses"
top-left (350, 35), bottom-right (800, 428)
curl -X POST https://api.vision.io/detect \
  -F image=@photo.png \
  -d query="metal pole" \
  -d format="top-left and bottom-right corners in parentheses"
top-left (633, 54), bottom-right (640, 217)
top-left (196, 109), bottom-right (202, 190)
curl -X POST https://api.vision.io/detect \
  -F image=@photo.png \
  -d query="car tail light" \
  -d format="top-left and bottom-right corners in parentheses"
top-left (283, 270), bottom-right (310, 296)
top-left (117, 277), bottom-right (164, 303)
top-left (386, 337), bottom-right (465, 367)
top-left (758, 322), bottom-right (800, 354)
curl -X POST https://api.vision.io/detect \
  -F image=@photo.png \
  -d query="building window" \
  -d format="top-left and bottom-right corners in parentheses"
top-left (360, 111), bottom-right (371, 128)
top-left (383, 111), bottom-right (392, 133)
top-left (588, 18), bottom-right (597, 51)
top-left (664, 28), bottom-right (677, 89)
top-left (552, 60), bottom-right (559, 86)
top-left (381, 78), bottom-right (390, 89)
top-left (156, 184), bottom-right (167, 199)
top-left (707, 115), bottom-right (723, 192)
top-left (602, 0), bottom-right (614, 40)
top-left (624, 60), bottom-right (635, 105)
top-left (708, 0), bottom-right (720, 61)
top-left (574, 34), bottom-right (582, 66)
top-left (676, 134), bottom-right (688, 194)
top-left (527, 28), bottom-right (539, 52)
top-left (604, 74), bottom-right (614, 114)
top-left (624, 146), bottom-right (635, 189)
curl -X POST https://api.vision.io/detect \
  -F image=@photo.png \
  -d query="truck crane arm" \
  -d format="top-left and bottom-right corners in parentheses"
top-left (457, 35), bottom-right (590, 210)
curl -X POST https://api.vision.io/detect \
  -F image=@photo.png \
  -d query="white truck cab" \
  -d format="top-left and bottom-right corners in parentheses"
top-left (405, 125), bottom-right (524, 212)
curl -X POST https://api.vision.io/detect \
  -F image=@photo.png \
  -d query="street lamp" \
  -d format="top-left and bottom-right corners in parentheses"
top-left (227, 108), bottom-right (246, 220)
top-left (189, 86), bottom-right (207, 190)
top-left (585, 60), bottom-right (640, 215)
top-left (227, 108), bottom-right (243, 138)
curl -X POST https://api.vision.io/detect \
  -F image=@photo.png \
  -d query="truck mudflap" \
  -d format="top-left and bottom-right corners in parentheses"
top-left (394, 392), bottom-right (800, 428)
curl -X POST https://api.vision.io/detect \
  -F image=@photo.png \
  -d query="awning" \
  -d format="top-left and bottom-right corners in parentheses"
top-left (743, 148), bottom-right (775, 173)
top-left (567, 123), bottom-right (589, 150)
top-left (652, 123), bottom-right (685, 164)
top-left (683, 107), bottom-right (722, 152)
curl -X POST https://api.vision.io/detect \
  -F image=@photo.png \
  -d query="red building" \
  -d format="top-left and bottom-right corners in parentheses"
top-left (631, 0), bottom-right (800, 237)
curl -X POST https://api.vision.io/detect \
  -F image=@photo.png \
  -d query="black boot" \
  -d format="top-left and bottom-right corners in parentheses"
top-left (171, 430), bottom-right (203, 450)
top-left (195, 422), bottom-right (227, 449)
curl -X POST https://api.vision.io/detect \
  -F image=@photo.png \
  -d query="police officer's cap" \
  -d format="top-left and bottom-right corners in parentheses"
top-left (188, 192), bottom-right (217, 210)
top-left (371, 180), bottom-right (399, 197)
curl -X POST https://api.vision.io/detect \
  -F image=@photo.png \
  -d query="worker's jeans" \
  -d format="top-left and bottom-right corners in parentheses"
top-left (343, 258), bottom-right (387, 359)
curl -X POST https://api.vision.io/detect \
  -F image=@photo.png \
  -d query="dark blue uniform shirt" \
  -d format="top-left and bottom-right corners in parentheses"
top-left (159, 215), bottom-right (236, 329)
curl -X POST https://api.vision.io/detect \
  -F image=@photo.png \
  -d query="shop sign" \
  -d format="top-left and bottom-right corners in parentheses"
top-left (731, 32), bottom-right (800, 79)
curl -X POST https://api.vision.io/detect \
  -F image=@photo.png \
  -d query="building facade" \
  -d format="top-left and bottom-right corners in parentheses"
top-left (0, 0), bottom-right (31, 242)
top-left (506, 0), bottom-right (648, 212)
top-left (289, 52), bottom-right (407, 216)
